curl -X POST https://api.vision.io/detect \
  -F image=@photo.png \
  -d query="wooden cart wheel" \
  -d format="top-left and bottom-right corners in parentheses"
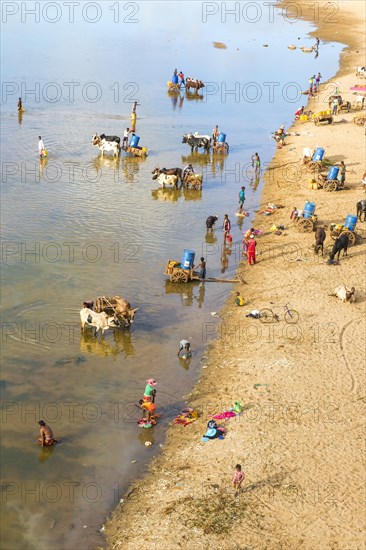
top-left (325, 180), bottom-right (337, 192)
top-left (343, 230), bottom-right (356, 246)
top-left (298, 218), bottom-right (313, 233)
top-left (316, 173), bottom-right (326, 185)
top-left (171, 270), bottom-right (189, 283)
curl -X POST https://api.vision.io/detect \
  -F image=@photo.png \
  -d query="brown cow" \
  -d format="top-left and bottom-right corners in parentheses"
top-left (112, 296), bottom-right (139, 327)
top-left (186, 78), bottom-right (205, 93)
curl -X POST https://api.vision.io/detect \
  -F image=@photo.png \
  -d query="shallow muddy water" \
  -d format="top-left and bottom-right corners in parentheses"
top-left (1, 2), bottom-right (343, 548)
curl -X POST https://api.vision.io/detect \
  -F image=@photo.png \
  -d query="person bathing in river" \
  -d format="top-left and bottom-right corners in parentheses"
top-left (143, 379), bottom-right (157, 403)
top-left (38, 420), bottom-right (57, 446)
top-left (177, 340), bottom-right (191, 358)
top-left (138, 399), bottom-right (157, 424)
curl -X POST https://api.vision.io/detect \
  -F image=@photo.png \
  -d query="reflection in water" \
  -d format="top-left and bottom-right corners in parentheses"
top-left (79, 330), bottom-right (135, 359)
top-left (183, 188), bottom-right (202, 201)
top-left (167, 90), bottom-right (185, 110)
top-left (221, 243), bottom-right (232, 274)
top-left (151, 187), bottom-right (181, 202)
top-left (205, 229), bottom-right (218, 244)
top-left (138, 429), bottom-right (155, 447)
top-left (151, 187), bottom-right (202, 202)
top-left (185, 90), bottom-right (204, 102)
top-left (38, 445), bottom-right (56, 463)
top-left (18, 110), bottom-right (23, 126)
top-left (236, 215), bottom-right (244, 231)
top-left (91, 154), bottom-right (146, 184)
top-left (250, 174), bottom-right (260, 192)
top-left (165, 280), bottom-right (202, 307)
top-left (195, 282), bottom-right (206, 309)
top-left (38, 157), bottom-right (48, 180)
top-left (178, 355), bottom-right (192, 371)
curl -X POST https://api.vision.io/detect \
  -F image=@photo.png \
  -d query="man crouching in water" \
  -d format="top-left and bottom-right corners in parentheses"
top-left (38, 420), bottom-right (57, 446)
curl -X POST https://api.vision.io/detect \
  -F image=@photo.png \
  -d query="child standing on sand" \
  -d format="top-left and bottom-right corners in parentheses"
top-left (232, 464), bottom-right (245, 494)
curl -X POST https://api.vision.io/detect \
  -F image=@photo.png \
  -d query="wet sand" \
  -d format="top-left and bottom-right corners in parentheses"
top-left (104, 2), bottom-right (366, 548)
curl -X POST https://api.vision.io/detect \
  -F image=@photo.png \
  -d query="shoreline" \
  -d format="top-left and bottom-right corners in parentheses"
top-left (104, 2), bottom-right (366, 548)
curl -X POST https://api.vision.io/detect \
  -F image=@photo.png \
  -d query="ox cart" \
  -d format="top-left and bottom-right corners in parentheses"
top-left (297, 214), bottom-right (318, 233)
top-left (212, 141), bottom-right (229, 155)
top-left (316, 172), bottom-right (344, 192)
top-left (312, 110), bottom-right (333, 126)
top-left (329, 223), bottom-right (356, 246)
top-left (126, 145), bottom-right (148, 157)
top-left (164, 261), bottom-right (241, 284)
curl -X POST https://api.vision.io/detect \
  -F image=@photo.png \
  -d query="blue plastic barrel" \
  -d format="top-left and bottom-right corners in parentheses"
top-left (303, 201), bottom-right (316, 219)
top-left (181, 249), bottom-right (195, 270)
top-left (344, 215), bottom-right (357, 231)
top-left (129, 135), bottom-right (140, 148)
top-left (312, 147), bottom-right (325, 161)
top-left (218, 132), bottom-right (226, 143)
top-left (327, 166), bottom-right (339, 180)
top-left (172, 75), bottom-right (179, 84)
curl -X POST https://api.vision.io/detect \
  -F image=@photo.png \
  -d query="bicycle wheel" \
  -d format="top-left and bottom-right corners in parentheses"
top-left (285, 309), bottom-right (299, 324)
top-left (259, 309), bottom-right (274, 324)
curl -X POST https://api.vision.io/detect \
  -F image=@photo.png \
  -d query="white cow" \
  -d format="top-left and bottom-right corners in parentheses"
top-left (330, 285), bottom-right (356, 303)
top-left (356, 66), bottom-right (366, 78)
top-left (80, 307), bottom-right (117, 334)
top-left (157, 173), bottom-right (179, 189)
top-left (91, 133), bottom-right (120, 158)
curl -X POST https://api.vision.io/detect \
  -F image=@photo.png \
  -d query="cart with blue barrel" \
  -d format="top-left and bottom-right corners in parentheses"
top-left (305, 146), bottom-right (326, 173)
top-left (212, 132), bottom-right (229, 155)
top-left (316, 165), bottom-right (343, 192)
top-left (126, 135), bottom-right (148, 157)
top-left (165, 250), bottom-right (241, 283)
top-left (297, 201), bottom-right (318, 232)
top-left (330, 215), bottom-right (358, 246)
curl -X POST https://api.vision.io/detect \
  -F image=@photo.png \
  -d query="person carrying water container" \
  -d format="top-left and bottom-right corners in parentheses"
top-left (38, 136), bottom-right (45, 158)
top-left (143, 379), bottom-right (157, 403)
top-left (177, 340), bottom-right (191, 358)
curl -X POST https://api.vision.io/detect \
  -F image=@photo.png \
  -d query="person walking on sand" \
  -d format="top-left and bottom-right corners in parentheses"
top-left (247, 234), bottom-right (257, 265)
top-left (338, 161), bottom-right (346, 185)
top-left (222, 214), bottom-right (231, 243)
top-left (243, 227), bottom-right (254, 256)
top-left (232, 464), bottom-right (245, 495)
top-left (332, 96), bottom-right (339, 115)
top-left (239, 186), bottom-right (246, 209)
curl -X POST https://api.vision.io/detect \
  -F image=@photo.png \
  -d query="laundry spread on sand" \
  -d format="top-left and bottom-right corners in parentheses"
top-left (172, 409), bottom-right (199, 427)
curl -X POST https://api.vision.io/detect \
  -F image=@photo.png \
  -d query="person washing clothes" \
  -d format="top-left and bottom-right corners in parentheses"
top-left (143, 379), bottom-right (157, 402)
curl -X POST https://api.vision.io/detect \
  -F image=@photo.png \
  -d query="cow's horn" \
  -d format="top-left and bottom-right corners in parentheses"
top-left (132, 307), bottom-right (139, 312)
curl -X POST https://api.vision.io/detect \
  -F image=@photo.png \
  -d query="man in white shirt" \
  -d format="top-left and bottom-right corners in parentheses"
top-left (38, 136), bottom-right (45, 158)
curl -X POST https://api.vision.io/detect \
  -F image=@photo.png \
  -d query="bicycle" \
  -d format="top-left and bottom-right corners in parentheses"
top-left (259, 303), bottom-right (299, 324)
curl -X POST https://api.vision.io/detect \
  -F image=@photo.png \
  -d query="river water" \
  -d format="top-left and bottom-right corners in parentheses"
top-left (1, 2), bottom-right (342, 548)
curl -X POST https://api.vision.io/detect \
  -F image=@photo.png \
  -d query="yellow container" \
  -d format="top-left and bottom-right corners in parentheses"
top-left (300, 114), bottom-right (308, 122)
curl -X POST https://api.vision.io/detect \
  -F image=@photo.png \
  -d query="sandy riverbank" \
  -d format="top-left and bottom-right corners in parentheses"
top-left (104, 2), bottom-right (366, 548)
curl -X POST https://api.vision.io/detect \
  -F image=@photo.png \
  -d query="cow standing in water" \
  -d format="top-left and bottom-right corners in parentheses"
top-left (91, 133), bottom-right (121, 158)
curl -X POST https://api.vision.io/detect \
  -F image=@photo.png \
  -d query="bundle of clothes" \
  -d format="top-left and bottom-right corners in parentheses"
top-left (202, 402), bottom-right (245, 441)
